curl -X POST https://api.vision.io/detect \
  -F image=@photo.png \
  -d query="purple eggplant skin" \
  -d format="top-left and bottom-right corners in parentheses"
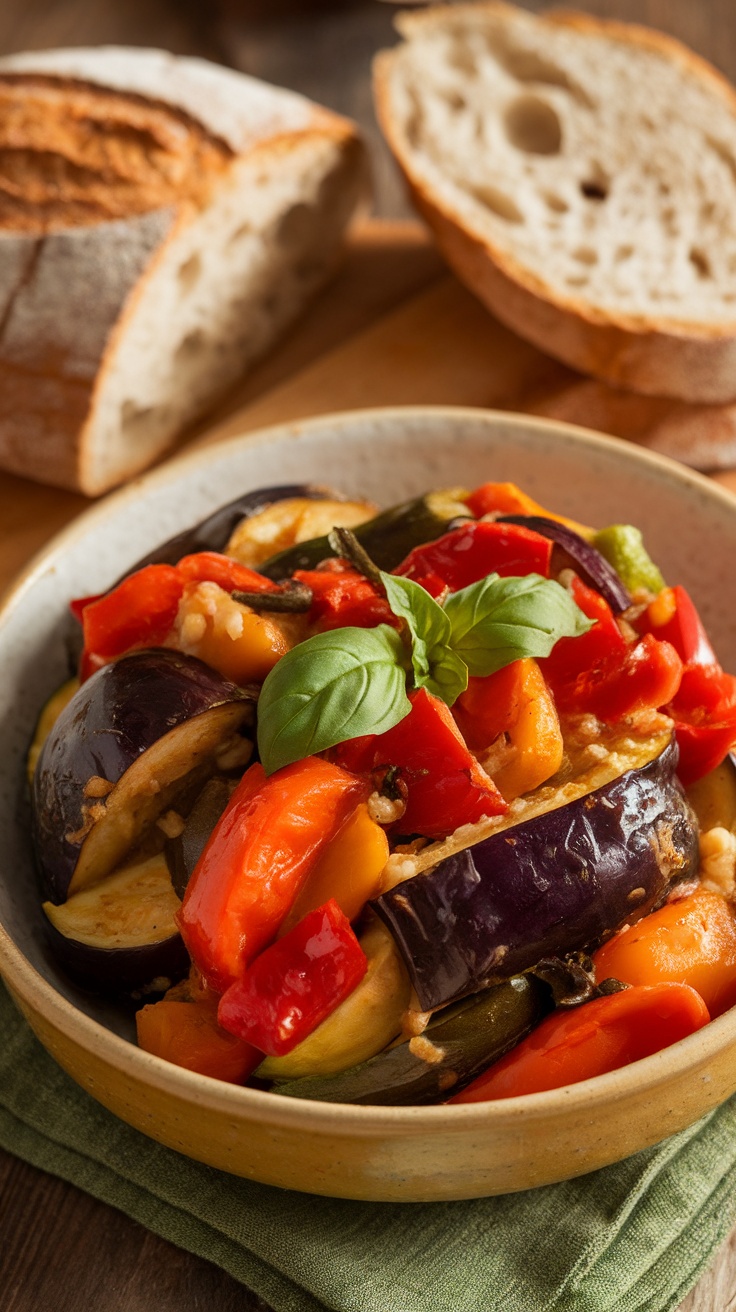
top-left (42, 918), bottom-right (189, 998)
top-left (33, 649), bottom-right (254, 905)
top-left (497, 515), bottom-right (631, 613)
top-left (128, 484), bottom-right (336, 572)
top-left (165, 777), bottom-right (231, 898)
top-left (372, 737), bottom-right (699, 1011)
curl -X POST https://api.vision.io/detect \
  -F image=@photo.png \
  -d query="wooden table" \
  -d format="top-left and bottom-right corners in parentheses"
top-left (2, 4), bottom-right (736, 1311)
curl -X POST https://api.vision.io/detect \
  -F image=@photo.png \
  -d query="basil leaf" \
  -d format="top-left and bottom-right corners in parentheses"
top-left (381, 572), bottom-right (468, 705)
top-left (257, 624), bottom-right (411, 774)
top-left (443, 573), bottom-right (593, 676)
top-left (423, 642), bottom-right (469, 705)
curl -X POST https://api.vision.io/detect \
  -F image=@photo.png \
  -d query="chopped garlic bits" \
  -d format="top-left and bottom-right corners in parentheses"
top-left (170, 581), bottom-right (289, 684)
top-left (699, 827), bottom-right (736, 900)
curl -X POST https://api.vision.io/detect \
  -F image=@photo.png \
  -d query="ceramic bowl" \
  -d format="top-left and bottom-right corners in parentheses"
top-left (2, 406), bottom-right (736, 1203)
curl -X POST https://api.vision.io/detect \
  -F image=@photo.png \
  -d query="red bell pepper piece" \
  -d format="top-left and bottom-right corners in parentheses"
top-left (637, 589), bottom-right (736, 783)
top-left (449, 983), bottom-right (709, 1103)
top-left (333, 687), bottom-right (507, 838)
top-left (74, 551), bottom-right (278, 679)
top-left (176, 551), bottom-right (278, 596)
top-left (217, 899), bottom-right (368, 1056)
top-left (667, 664), bottom-right (736, 784)
top-left (293, 563), bottom-right (396, 631)
top-left (407, 572), bottom-right (450, 601)
top-left (79, 564), bottom-right (184, 679)
top-left (69, 592), bottom-right (103, 623)
top-left (178, 757), bottom-right (368, 993)
top-left (638, 586), bottom-right (716, 667)
top-left (393, 521), bottom-right (552, 593)
top-left (542, 577), bottom-right (682, 721)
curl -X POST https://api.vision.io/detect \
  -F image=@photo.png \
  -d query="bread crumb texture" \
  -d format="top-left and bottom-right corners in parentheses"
top-left (386, 4), bottom-right (736, 323)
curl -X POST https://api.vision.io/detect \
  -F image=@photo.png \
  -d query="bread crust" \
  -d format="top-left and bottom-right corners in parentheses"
top-left (0, 48), bottom-right (361, 494)
top-left (375, 3), bottom-right (736, 403)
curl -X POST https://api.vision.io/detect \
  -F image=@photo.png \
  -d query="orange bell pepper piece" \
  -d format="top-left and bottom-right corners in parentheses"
top-left (592, 887), bottom-right (736, 1018)
top-left (280, 802), bottom-right (389, 934)
top-left (453, 659), bottom-right (563, 800)
top-left (450, 983), bottom-right (709, 1102)
top-left (136, 990), bottom-right (260, 1083)
top-left (465, 481), bottom-right (591, 537)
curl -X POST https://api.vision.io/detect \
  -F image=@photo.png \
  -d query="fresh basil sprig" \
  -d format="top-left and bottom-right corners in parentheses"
top-left (443, 572), bottom-right (592, 676)
top-left (257, 625), bottom-right (411, 775)
top-left (381, 572), bottom-right (468, 705)
top-left (257, 563), bottom-right (593, 774)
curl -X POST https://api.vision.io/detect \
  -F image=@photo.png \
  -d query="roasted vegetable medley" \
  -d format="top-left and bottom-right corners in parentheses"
top-left (29, 480), bottom-right (736, 1103)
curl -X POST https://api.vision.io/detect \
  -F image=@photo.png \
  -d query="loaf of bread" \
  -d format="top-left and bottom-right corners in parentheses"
top-left (0, 47), bottom-right (365, 494)
top-left (375, 5), bottom-right (736, 404)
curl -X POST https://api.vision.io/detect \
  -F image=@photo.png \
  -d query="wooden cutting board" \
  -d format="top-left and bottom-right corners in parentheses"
top-left (2, 218), bottom-right (736, 598)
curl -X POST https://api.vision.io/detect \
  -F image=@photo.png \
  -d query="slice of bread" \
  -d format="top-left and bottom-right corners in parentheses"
top-left (0, 48), bottom-right (365, 495)
top-left (375, 4), bottom-right (736, 404)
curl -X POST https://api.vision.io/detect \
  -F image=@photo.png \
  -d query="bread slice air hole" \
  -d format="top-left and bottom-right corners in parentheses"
top-left (689, 248), bottom-right (712, 280)
top-left (484, 33), bottom-right (592, 107)
top-left (706, 136), bottom-right (736, 185)
top-left (275, 201), bottom-right (318, 250)
top-left (177, 253), bottom-right (202, 293)
top-left (228, 223), bottom-right (252, 246)
top-left (174, 330), bottom-right (207, 363)
top-left (503, 95), bottom-right (562, 155)
top-left (544, 192), bottom-right (569, 213)
top-left (471, 183), bottom-right (523, 223)
top-left (580, 179), bottom-right (608, 201)
top-left (444, 90), bottom-right (467, 112)
top-left (120, 401), bottom-right (158, 440)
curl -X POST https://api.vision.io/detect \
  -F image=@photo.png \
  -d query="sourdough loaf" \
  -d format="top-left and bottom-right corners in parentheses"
top-left (375, 5), bottom-right (736, 404)
top-left (0, 47), bottom-right (365, 494)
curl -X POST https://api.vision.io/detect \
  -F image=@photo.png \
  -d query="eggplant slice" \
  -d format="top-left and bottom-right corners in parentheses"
top-left (164, 777), bottom-right (231, 899)
top-left (42, 854), bottom-right (189, 995)
top-left (33, 649), bottom-right (255, 903)
top-left (373, 730), bottom-right (699, 1011)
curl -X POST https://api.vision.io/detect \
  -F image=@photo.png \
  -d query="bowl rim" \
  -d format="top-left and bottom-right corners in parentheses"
top-left (2, 401), bottom-right (736, 1132)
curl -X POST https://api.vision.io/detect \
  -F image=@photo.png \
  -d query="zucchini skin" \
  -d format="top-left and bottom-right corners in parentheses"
top-left (258, 492), bottom-right (468, 580)
top-left (270, 975), bottom-right (547, 1105)
top-left (373, 737), bottom-right (700, 1011)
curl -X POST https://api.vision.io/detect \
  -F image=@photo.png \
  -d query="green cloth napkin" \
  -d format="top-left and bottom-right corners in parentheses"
top-left (1, 981), bottom-right (734, 1312)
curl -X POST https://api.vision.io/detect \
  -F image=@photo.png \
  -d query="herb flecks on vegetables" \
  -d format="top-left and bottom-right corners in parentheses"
top-left (257, 542), bottom-right (593, 773)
